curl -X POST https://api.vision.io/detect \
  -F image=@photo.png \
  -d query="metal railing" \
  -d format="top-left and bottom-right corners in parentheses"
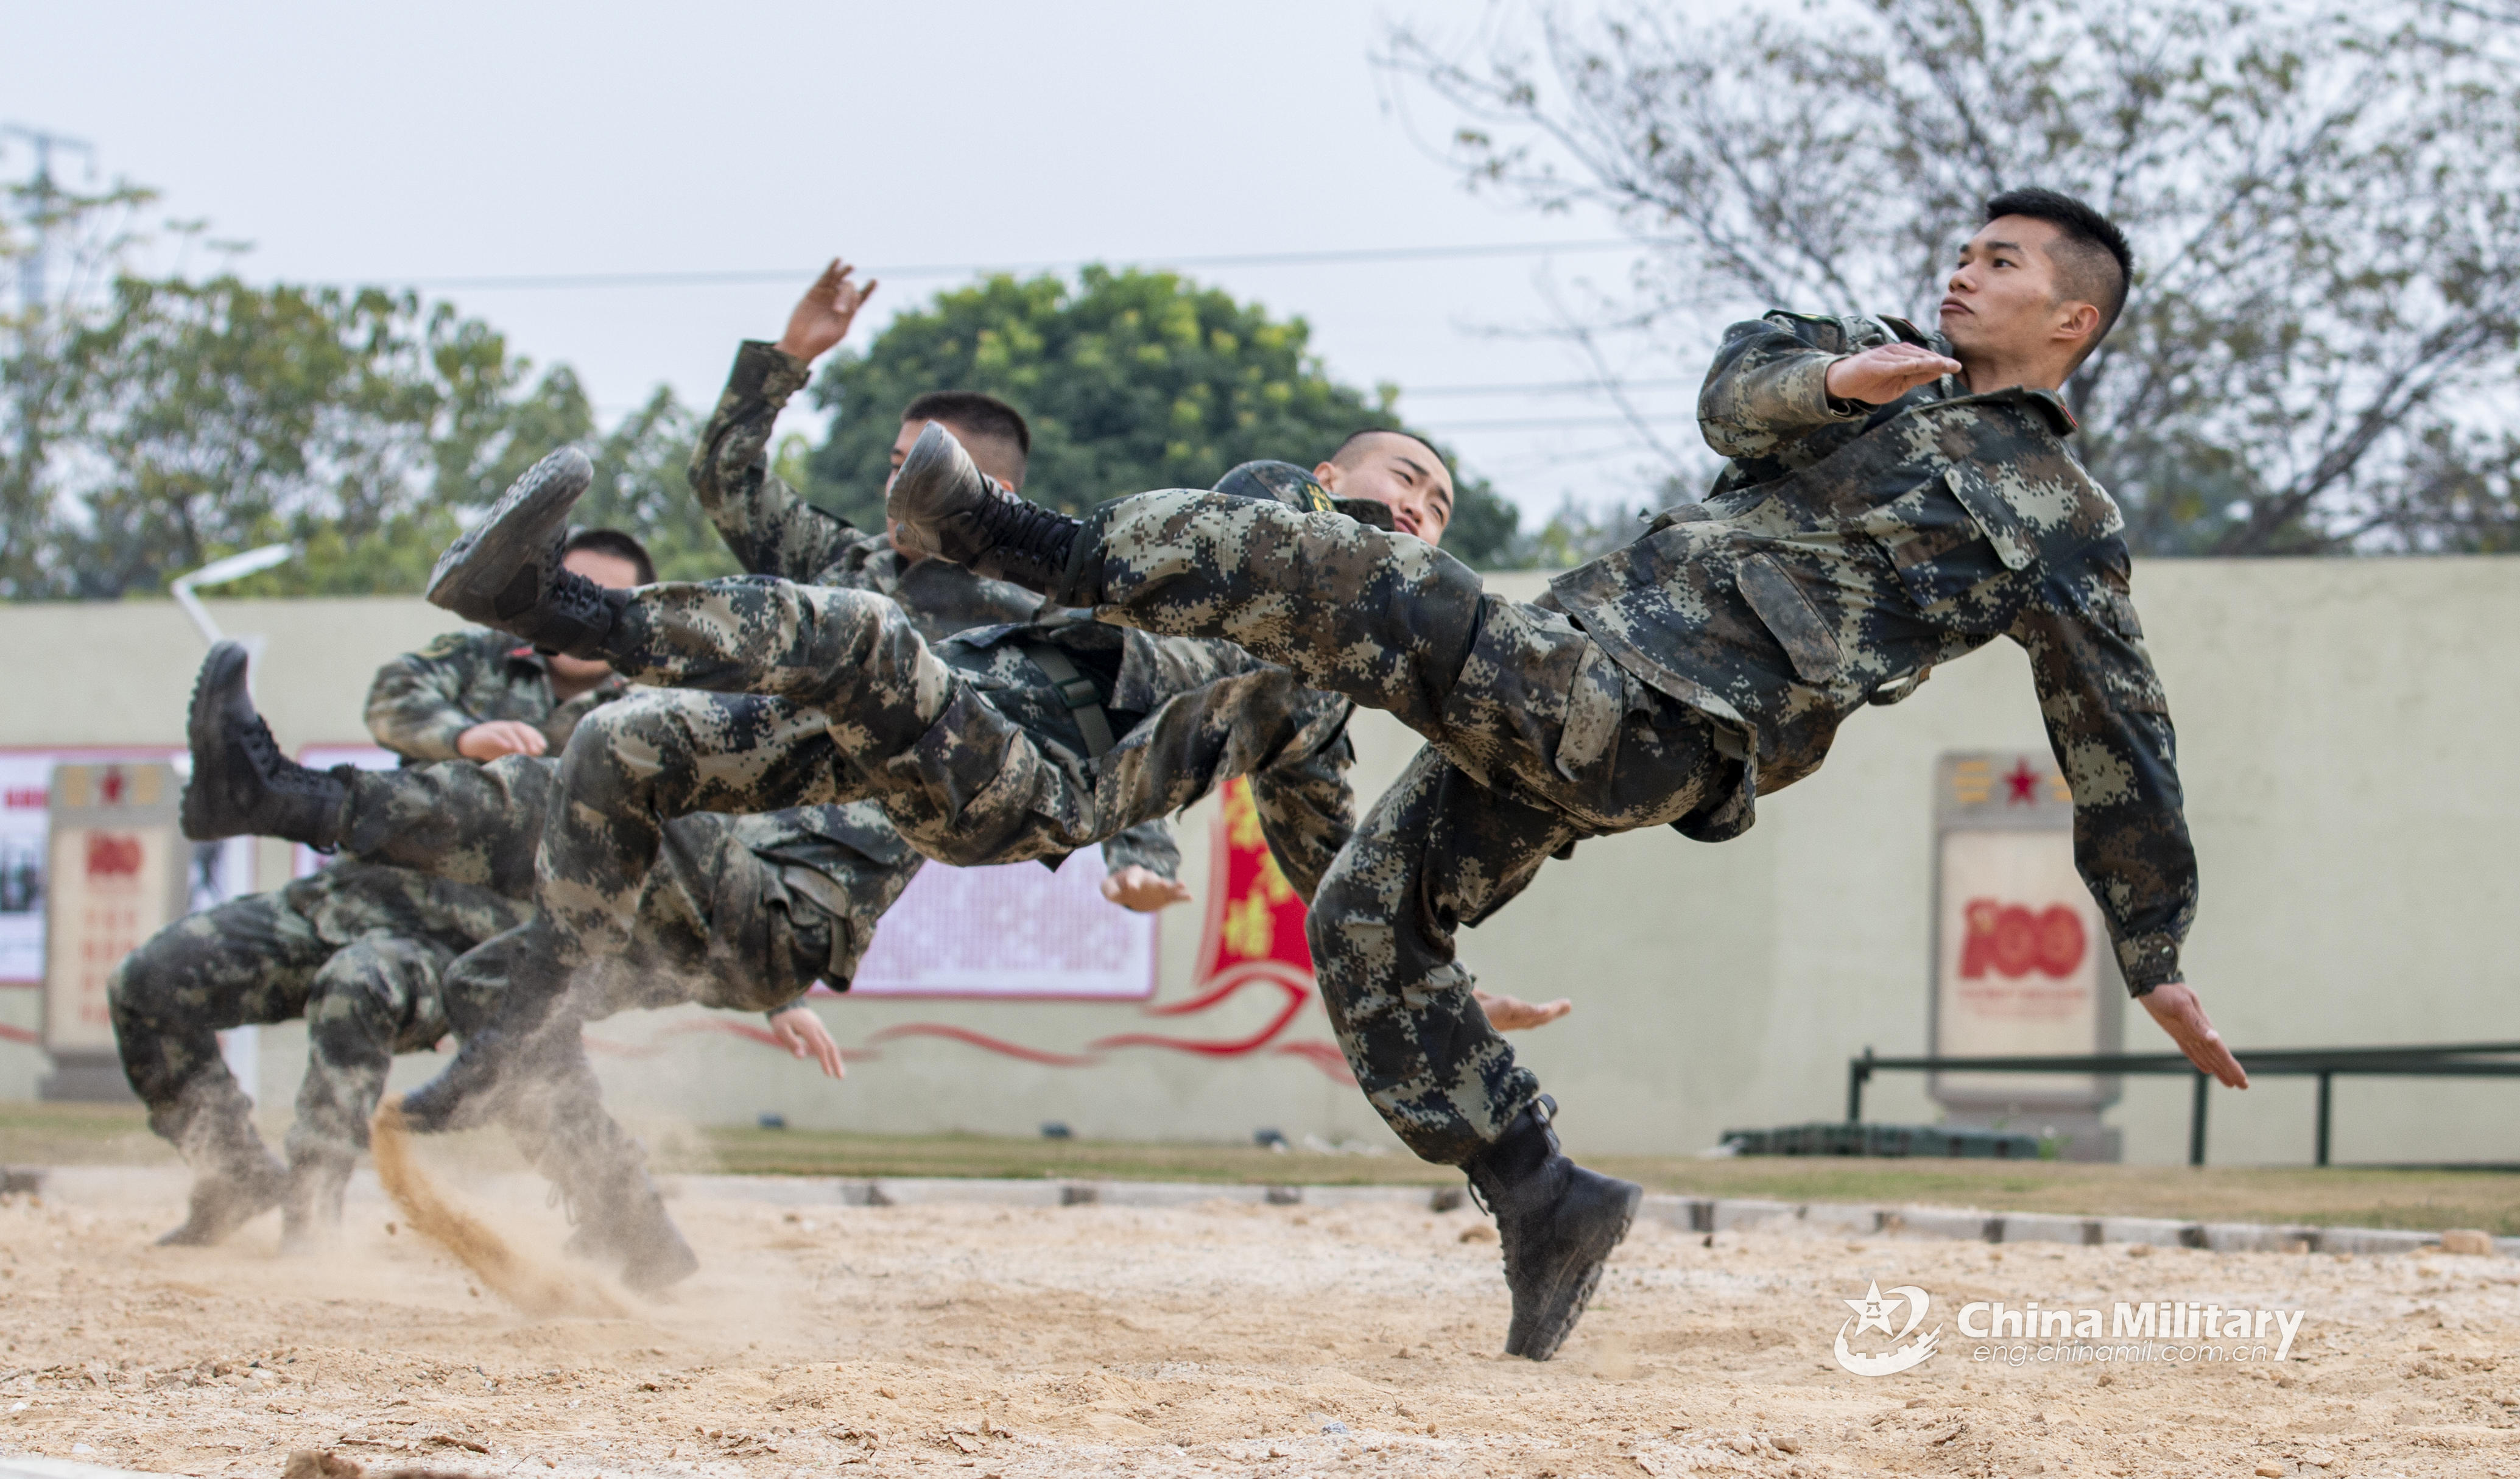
top-left (1845, 1042), bottom-right (2520, 1167)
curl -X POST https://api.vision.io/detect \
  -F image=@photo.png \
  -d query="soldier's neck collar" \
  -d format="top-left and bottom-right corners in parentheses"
top-left (1928, 382), bottom-right (2078, 437)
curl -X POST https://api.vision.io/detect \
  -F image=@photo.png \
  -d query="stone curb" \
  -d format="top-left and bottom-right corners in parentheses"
top-left (0, 1458), bottom-right (185, 1479)
top-left (4, 1165), bottom-right (2504, 1257)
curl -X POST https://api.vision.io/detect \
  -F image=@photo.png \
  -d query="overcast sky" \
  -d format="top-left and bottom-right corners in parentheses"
top-left (1, 0), bottom-right (1719, 521)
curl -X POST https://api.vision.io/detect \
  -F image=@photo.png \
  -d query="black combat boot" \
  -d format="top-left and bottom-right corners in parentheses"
top-left (1462, 1097), bottom-right (1643, 1361)
top-left (395, 1026), bottom-right (522, 1134)
top-left (884, 421), bottom-right (1085, 595)
top-left (424, 446), bottom-right (626, 656)
top-left (278, 1147), bottom-right (354, 1254)
top-left (180, 641), bottom-right (348, 848)
top-left (591, 1178), bottom-right (700, 1295)
top-left (549, 1150), bottom-right (699, 1293)
top-left (152, 1091), bottom-right (289, 1246)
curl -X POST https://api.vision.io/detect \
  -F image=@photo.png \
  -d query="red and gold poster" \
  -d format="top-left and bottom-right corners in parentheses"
top-left (1191, 776), bottom-right (1315, 995)
top-left (44, 762), bottom-right (189, 1057)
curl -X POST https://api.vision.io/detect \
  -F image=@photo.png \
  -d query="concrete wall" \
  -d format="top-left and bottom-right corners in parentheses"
top-left (1, 559), bottom-right (2515, 1164)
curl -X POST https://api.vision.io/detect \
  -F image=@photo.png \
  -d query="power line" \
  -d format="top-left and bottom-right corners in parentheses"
top-left (392, 237), bottom-right (1641, 293)
top-left (1401, 376), bottom-right (1698, 399)
top-left (1413, 414), bottom-right (1682, 431)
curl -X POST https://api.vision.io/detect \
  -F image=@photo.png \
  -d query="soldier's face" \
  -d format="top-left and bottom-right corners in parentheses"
top-left (885, 416), bottom-right (1027, 558)
top-left (1940, 216), bottom-right (2094, 373)
top-left (547, 548), bottom-right (641, 681)
top-left (1314, 434), bottom-right (1454, 546)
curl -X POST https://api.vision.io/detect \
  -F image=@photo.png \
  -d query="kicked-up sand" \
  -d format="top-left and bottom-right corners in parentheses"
top-left (1, 1156), bottom-right (2516, 1478)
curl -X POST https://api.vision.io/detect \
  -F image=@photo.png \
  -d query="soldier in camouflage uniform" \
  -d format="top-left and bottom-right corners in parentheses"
top-left (108, 530), bottom-right (649, 1250)
top-left (881, 190), bottom-right (2248, 1361)
top-left (170, 290), bottom-right (1201, 1285)
top-left (108, 865), bottom-right (526, 1249)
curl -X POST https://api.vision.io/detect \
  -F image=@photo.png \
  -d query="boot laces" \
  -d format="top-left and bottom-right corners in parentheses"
top-left (235, 709), bottom-right (336, 802)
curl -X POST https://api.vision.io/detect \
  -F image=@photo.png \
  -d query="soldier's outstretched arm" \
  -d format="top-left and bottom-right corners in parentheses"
top-left (686, 260), bottom-right (879, 581)
top-left (2009, 543), bottom-right (2242, 1087)
top-left (1698, 312), bottom-right (1902, 459)
top-left (367, 631), bottom-right (515, 761)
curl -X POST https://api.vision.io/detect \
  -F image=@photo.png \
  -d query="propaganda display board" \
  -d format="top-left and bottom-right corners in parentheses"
top-left (1928, 751), bottom-right (2123, 1111)
top-left (2, 748), bottom-right (250, 988)
top-left (850, 848), bottom-right (1156, 999)
top-left (43, 762), bottom-right (192, 1080)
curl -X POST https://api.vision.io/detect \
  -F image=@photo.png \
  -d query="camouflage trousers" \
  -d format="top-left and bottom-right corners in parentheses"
top-left (569, 577), bottom-right (1357, 926)
top-left (108, 863), bottom-right (526, 1184)
top-left (1069, 490), bottom-right (1725, 1164)
top-left (331, 754), bottom-right (896, 1218)
top-left (337, 756), bottom-right (878, 1017)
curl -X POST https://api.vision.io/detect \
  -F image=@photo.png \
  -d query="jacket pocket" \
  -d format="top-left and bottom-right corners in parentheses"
top-left (1735, 553), bottom-right (1844, 684)
top-left (1864, 466), bottom-right (2022, 610)
top-left (1941, 463), bottom-right (2035, 569)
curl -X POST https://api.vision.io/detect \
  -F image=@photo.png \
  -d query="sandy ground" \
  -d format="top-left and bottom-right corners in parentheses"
top-left (2, 1162), bottom-right (2518, 1479)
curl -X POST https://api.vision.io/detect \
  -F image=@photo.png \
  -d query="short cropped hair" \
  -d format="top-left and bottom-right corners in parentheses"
top-left (903, 390), bottom-right (1032, 466)
top-left (563, 527), bottom-right (655, 585)
top-left (1984, 187), bottom-right (2134, 343)
top-left (1331, 427), bottom-right (1447, 471)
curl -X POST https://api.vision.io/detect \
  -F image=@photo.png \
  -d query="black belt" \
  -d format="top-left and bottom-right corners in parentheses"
top-left (1022, 642), bottom-right (1116, 757)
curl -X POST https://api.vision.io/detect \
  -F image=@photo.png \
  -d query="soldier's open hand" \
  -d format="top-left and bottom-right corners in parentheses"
top-left (1825, 342), bottom-right (1964, 405)
top-left (1475, 989), bottom-right (1573, 1031)
top-left (774, 258), bottom-right (880, 365)
top-left (2141, 982), bottom-right (2248, 1088)
top-left (456, 720), bottom-right (547, 761)
top-left (769, 1005), bottom-right (846, 1080)
top-left (1102, 865), bottom-right (1193, 913)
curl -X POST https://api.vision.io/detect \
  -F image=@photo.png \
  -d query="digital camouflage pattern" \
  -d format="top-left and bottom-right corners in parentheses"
top-left (1561, 311), bottom-right (2192, 986)
top-left (1043, 312), bottom-right (2195, 1162)
top-left (333, 753), bottom-right (869, 1013)
top-left (366, 627), bottom-right (630, 761)
top-left (340, 573), bottom-right (1357, 997)
top-left (108, 863), bottom-right (527, 1189)
top-left (326, 580), bottom-right (1356, 1181)
top-left (544, 576), bottom-right (1357, 954)
top-left (691, 341), bottom-right (1051, 638)
top-left (685, 337), bottom-right (1174, 876)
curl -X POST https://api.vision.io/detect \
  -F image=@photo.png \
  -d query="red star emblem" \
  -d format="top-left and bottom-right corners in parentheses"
top-left (2004, 760), bottom-right (2038, 804)
top-left (100, 768), bottom-right (124, 804)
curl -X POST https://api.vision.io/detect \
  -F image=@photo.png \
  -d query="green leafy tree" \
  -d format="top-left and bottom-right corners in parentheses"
top-left (1388, 0), bottom-right (2520, 554)
top-left (1, 185), bottom-right (723, 599)
top-left (804, 266), bottom-right (1522, 566)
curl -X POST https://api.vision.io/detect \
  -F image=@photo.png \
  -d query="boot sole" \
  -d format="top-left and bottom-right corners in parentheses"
top-left (1511, 1177), bottom-right (1643, 1361)
top-left (179, 641), bottom-right (252, 841)
top-left (883, 421), bottom-right (984, 549)
top-left (424, 448), bottom-right (594, 618)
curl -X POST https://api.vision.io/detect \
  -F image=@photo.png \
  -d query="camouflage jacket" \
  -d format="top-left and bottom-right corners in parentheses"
top-left (690, 340), bottom-right (1050, 639)
top-left (688, 339), bottom-right (1175, 877)
top-left (366, 629), bottom-right (629, 762)
top-left (365, 625), bottom-right (906, 901)
top-left (1551, 311), bottom-right (2195, 992)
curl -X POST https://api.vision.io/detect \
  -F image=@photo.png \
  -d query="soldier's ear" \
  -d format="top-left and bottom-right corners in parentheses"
top-left (2055, 300), bottom-right (2102, 346)
top-left (1312, 460), bottom-right (1344, 493)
